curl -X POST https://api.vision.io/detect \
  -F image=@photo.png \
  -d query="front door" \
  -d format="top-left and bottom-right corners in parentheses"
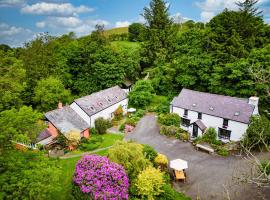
top-left (193, 124), bottom-right (198, 138)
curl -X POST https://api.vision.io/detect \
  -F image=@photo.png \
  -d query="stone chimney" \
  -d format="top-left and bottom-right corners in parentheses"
top-left (58, 101), bottom-right (63, 109)
top-left (248, 96), bottom-right (259, 115)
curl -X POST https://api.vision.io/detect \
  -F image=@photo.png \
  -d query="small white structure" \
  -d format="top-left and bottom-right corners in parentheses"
top-left (170, 159), bottom-right (188, 171)
top-left (70, 86), bottom-right (128, 127)
top-left (171, 89), bottom-right (258, 141)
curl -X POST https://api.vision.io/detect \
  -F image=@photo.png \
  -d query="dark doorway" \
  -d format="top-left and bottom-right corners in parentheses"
top-left (193, 124), bottom-right (198, 137)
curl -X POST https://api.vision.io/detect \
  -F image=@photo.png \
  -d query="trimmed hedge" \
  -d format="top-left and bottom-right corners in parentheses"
top-left (158, 113), bottom-right (180, 126)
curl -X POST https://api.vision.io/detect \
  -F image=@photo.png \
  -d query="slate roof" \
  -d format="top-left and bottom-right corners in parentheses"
top-left (172, 89), bottom-right (254, 124)
top-left (74, 86), bottom-right (127, 117)
top-left (36, 129), bottom-right (52, 142)
top-left (45, 106), bottom-right (89, 134)
top-left (193, 120), bottom-right (207, 131)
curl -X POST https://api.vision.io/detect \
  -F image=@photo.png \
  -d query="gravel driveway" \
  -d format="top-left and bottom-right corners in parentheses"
top-left (125, 114), bottom-right (270, 200)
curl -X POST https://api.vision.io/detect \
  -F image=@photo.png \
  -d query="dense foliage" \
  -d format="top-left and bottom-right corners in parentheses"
top-left (94, 117), bottom-right (112, 134)
top-left (73, 155), bottom-right (129, 199)
top-left (108, 141), bottom-right (150, 180)
top-left (0, 150), bottom-right (61, 200)
top-left (135, 166), bottom-right (164, 200)
top-left (158, 113), bottom-right (181, 126)
top-left (0, 106), bottom-right (44, 150)
top-left (143, 144), bottom-right (158, 163)
top-left (242, 116), bottom-right (270, 149)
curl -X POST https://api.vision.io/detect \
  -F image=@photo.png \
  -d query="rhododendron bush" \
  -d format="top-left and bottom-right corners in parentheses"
top-left (73, 155), bottom-right (129, 199)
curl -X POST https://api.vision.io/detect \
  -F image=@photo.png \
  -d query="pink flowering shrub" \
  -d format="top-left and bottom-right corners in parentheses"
top-left (124, 125), bottom-right (134, 133)
top-left (73, 154), bottom-right (129, 200)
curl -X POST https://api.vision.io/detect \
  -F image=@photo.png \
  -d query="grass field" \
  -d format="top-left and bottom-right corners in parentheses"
top-left (110, 41), bottom-right (141, 52)
top-left (104, 27), bottom-right (128, 37)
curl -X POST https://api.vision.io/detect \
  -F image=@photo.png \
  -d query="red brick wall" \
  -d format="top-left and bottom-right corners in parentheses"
top-left (48, 122), bottom-right (58, 138)
top-left (82, 129), bottom-right (90, 139)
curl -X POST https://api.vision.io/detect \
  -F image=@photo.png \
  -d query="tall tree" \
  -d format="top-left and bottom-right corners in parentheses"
top-left (33, 77), bottom-right (72, 112)
top-left (236, 0), bottom-right (262, 16)
top-left (142, 0), bottom-right (177, 66)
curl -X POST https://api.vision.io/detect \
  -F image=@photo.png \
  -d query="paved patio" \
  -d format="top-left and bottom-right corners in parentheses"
top-left (125, 114), bottom-right (270, 200)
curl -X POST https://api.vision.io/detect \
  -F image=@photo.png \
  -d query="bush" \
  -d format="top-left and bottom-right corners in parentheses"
top-left (180, 132), bottom-right (190, 141)
top-left (202, 127), bottom-right (218, 144)
top-left (259, 160), bottom-right (270, 175)
top-left (73, 155), bottom-right (129, 199)
top-left (108, 141), bottom-right (151, 181)
top-left (135, 167), bottom-right (164, 200)
top-left (125, 117), bottom-right (139, 127)
top-left (79, 135), bottom-right (103, 151)
top-left (158, 113), bottom-right (180, 126)
top-left (160, 125), bottom-right (180, 137)
top-left (157, 184), bottom-right (192, 200)
top-left (154, 154), bottom-right (168, 170)
top-left (114, 105), bottom-right (124, 120)
top-left (94, 117), bottom-right (111, 134)
top-left (143, 144), bottom-right (158, 163)
top-left (242, 116), bottom-right (270, 150)
top-left (119, 123), bottom-right (125, 132)
top-left (133, 109), bottom-right (146, 118)
top-left (216, 146), bottom-right (229, 156)
top-left (90, 127), bottom-right (97, 135)
top-left (128, 80), bottom-right (154, 109)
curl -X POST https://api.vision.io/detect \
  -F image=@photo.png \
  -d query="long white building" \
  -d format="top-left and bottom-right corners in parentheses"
top-left (170, 89), bottom-right (259, 142)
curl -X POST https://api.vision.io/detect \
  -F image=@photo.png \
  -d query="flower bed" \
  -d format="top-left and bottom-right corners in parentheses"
top-left (73, 155), bottom-right (129, 199)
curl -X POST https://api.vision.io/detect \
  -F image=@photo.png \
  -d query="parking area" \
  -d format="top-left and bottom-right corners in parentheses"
top-left (125, 114), bottom-right (270, 200)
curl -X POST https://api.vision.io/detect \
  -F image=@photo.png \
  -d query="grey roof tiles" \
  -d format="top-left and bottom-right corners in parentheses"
top-left (36, 129), bottom-right (52, 142)
top-left (172, 89), bottom-right (254, 124)
top-left (74, 86), bottom-right (127, 117)
top-left (45, 106), bottom-right (89, 134)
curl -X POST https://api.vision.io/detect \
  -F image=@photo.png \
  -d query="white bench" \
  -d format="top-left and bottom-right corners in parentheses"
top-left (195, 144), bottom-right (214, 154)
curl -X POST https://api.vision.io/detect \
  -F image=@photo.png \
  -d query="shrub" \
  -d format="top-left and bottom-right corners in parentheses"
top-left (125, 117), bottom-right (139, 126)
top-left (128, 80), bottom-right (154, 109)
top-left (73, 155), bottom-right (129, 199)
top-left (108, 141), bottom-right (151, 181)
top-left (157, 184), bottom-right (192, 200)
top-left (94, 117), bottom-right (111, 134)
top-left (143, 144), bottom-right (158, 163)
top-left (119, 123), bottom-right (125, 132)
top-left (154, 154), bottom-right (168, 170)
top-left (90, 127), bottom-right (97, 135)
top-left (259, 160), bottom-right (270, 175)
top-left (160, 125), bottom-right (180, 137)
top-left (133, 109), bottom-right (146, 118)
top-left (202, 127), bottom-right (218, 144)
top-left (242, 116), bottom-right (270, 150)
top-left (216, 146), bottom-right (229, 156)
top-left (180, 132), bottom-right (190, 141)
top-left (135, 167), bottom-right (164, 200)
top-left (114, 105), bottom-right (124, 120)
top-left (66, 130), bottom-right (81, 149)
top-left (79, 135), bottom-right (103, 151)
top-left (158, 113), bottom-right (180, 126)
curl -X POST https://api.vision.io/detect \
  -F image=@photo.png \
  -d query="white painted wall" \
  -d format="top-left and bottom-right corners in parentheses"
top-left (171, 106), bottom-right (249, 141)
top-left (90, 98), bottom-right (128, 127)
top-left (70, 102), bottom-right (91, 125)
top-left (37, 136), bottom-right (53, 145)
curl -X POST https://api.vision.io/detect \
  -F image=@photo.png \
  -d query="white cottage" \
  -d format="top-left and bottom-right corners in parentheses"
top-left (36, 86), bottom-right (128, 145)
top-left (170, 89), bottom-right (259, 142)
top-left (71, 86), bottom-right (128, 127)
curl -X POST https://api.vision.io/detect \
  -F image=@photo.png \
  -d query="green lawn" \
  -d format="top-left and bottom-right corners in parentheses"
top-left (104, 27), bottom-right (128, 36)
top-left (68, 133), bottom-right (123, 155)
top-left (110, 41), bottom-right (141, 52)
top-left (55, 148), bottom-right (110, 199)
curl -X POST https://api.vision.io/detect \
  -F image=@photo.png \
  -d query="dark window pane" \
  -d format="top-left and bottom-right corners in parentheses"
top-left (184, 109), bottom-right (188, 116)
top-left (181, 118), bottom-right (190, 127)
top-left (218, 128), bottom-right (231, 140)
top-left (223, 119), bottom-right (228, 126)
top-left (198, 112), bottom-right (202, 119)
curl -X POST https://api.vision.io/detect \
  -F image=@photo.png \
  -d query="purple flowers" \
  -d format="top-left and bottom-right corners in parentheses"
top-left (73, 154), bottom-right (129, 200)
